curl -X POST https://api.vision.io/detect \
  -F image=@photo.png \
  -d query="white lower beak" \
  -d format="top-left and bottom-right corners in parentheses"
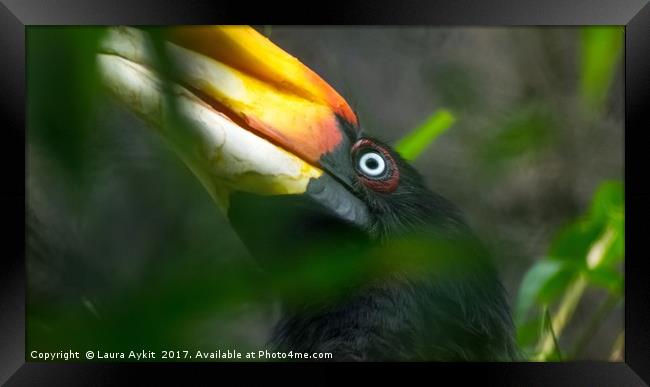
top-left (97, 27), bottom-right (322, 210)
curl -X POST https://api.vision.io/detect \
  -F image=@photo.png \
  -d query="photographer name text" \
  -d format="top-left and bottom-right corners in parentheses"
top-left (29, 349), bottom-right (332, 361)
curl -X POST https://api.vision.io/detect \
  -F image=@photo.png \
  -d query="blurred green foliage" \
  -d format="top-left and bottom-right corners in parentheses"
top-left (479, 101), bottom-right (557, 172)
top-left (396, 109), bottom-right (455, 161)
top-left (427, 62), bottom-right (481, 112)
top-left (515, 181), bottom-right (624, 360)
top-left (511, 26), bottom-right (625, 361)
top-left (580, 27), bottom-right (623, 111)
top-left (27, 27), bottom-right (106, 186)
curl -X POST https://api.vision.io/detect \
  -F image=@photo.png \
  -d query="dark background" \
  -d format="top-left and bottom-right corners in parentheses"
top-left (26, 26), bottom-right (623, 360)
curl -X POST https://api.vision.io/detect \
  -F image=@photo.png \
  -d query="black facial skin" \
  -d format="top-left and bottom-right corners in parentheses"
top-left (228, 118), bottom-right (519, 361)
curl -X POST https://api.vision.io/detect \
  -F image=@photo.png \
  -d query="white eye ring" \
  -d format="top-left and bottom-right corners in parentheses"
top-left (358, 152), bottom-right (387, 177)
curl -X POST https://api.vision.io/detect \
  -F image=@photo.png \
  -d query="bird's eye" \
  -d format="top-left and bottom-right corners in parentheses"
top-left (351, 139), bottom-right (400, 193)
top-left (358, 152), bottom-right (386, 177)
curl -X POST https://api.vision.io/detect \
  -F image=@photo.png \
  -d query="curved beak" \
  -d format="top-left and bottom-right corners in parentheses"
top-left (97, 26), bottom-right (359, 213)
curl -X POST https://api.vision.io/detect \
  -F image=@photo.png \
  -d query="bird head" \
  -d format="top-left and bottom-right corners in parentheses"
top-left (97, 26), bottom-right (468, 258)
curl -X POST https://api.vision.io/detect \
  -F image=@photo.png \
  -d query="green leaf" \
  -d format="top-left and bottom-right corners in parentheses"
top-left (584, 181), bottom-right (624, 269)
top-left (515, 180), bottom-right (624, 360)
top-left (589, 181), bottom-right (624, 226)
top-left (516, 316), bottom-right (544, 350)
top-left (537, 262), bottom-right (580, 304)
top-left (548, 220), bottom-right (602, 262)
top-left (580, 26), bottom-right (624, 110)
top-left (515, 259), bottom-right (573, 324)
top-left (549, 181), bottom-right (624, 264)
top-left (395, 109), bottom-right (455, 161)
top-left (599, 227), bottom-right (624, 268)
top-left (586, 267), bottom-right (623, 295)
top-left (595, 182), bottom-right (624, 268)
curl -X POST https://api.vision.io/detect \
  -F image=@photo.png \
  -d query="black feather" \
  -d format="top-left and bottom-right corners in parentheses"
top-left (231, 135), bottom-right (520, 361)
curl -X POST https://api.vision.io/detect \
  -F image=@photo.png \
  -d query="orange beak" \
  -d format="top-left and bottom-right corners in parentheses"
top-left (164, 26), bottom-right (358, 165)
top-left (97, 26), bottom-right (361, 209)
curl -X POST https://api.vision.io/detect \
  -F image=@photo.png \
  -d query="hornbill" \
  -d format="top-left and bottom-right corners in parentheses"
top-left (97, 26), bottom-right (519, 361)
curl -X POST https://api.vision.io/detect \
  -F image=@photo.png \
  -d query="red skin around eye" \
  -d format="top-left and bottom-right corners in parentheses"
top-left (351, 139), bottom-right (400, 193)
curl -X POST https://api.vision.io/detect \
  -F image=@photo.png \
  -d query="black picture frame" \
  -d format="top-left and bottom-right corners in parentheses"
top-left (1, 0), bottom-right (649, 384)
